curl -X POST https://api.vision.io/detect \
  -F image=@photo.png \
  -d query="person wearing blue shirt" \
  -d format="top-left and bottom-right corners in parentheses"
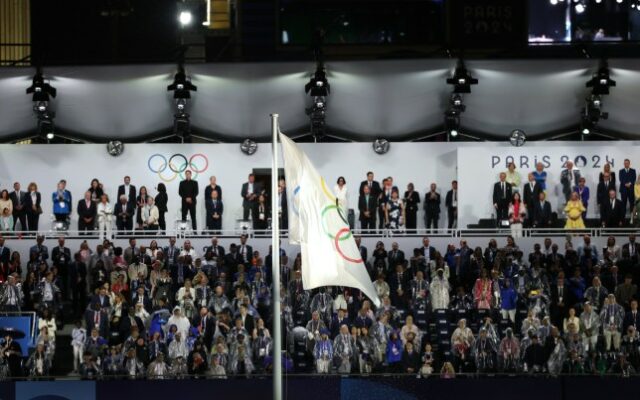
top-left (385, 330), bottom-right (403, 372)
top-left (532, 162), bottom-right (547, 191)
top-left (574, 177), bottom-right (590, 219)
top-left (52, 179), bottom-right (72, 222)
top-left (500, 279), bottom-right (518, 324)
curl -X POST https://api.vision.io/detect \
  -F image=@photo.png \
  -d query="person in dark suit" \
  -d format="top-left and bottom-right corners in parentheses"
top-left (179, 170), bottom-right (199, 230)
top-left (205, 189), bottom-right (223, 232)
top-left (237, 235), bottom-right (254, 265)
top-left (601, 189), bottom-right (624, 227)
top-left (131, 286), bottom-right (153, 313)
top-left (238, 304), bottom-right (255, 333)
top-left (77, 191), bottom-right (97, 232)
top-left (252, 194), bottom-right (270, 230)
top-left (24, 182), bottom-right (42, 232)
top-left (241, 174), bottom-right (261, 221)
top-left (277, 182), bottom-right (288, 230)
top-left (623, 300), bottom-right (640, 331)
top-left (358, 185), bottom-right (377, 232)
top-left (402, 183), bottom-right (420, 232)
top-left (117, 176), bottom-right (137, 207)
top-left (532, 192), bottom-right (552, 228)
top-left (359, 171), bottom-right (382, 197)
top-left (493, 172), bottom-right (512, 224)
top-left (424, 183), bottom-right (441, 231)
top-left (355, 236), bottom-right (368, 264)
top-left (549, 271), bottom-right (569, 328)
top-left (204, 175), bottom-right (223, 201)
top-left (84, 302), bottom-right (109, 338)
top-left (194, 306), bottom-right (216, 349)
top-left (52, 237), bottom-right (71, 299)
top-left (597, 171), bottom-right (616, 218)
top-left (522, 173), bottom-right (542, 227)
top-left (619, 159), bottom-right (637, 215)
top-left (69, 252), bottom-right (87, 318)
top-left (2, 334), bottom-right (24, 377)
top-left (621, 234), bottom-right (640, 264)
top-left (154, 183), bottom-right (168, 232)
top-left (164, 237), bottom-right (180, 268)
top-left (560, 161), bottom-right (581, 202)
top-left (445, 180), bottom-right (458, 230)
top-left (9, 182), bottom-right (26, 231)
top-left (387, 242), bottom-right (405, 270)
top-left (388, 264), bottom-right (410, 308)
top-left (114, 195), bottom-right (134, 232)
top-left (205, 237), bottom-right (225, 259)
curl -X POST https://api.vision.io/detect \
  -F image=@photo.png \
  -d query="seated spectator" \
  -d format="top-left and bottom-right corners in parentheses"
top-left (451, 319), bottom-right (474, 362)
top-left (79, 351), bottom-right (101, 380)
top-left (472, 328), bottom-right (497, 372)
top-left (440, 361), bottom-right (456, 378)
top-left (314, 328), bottom-right (333, 374)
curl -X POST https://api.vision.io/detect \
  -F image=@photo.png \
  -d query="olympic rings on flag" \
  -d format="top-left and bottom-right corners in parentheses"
top-left (148, 153), bottom-right (209, 182)
top-left (334, 228), bottom-right (363, 264)
top-left (321, 204), bottom-right (350, 241)
top-left (291, 185), bottom-right (300, 216)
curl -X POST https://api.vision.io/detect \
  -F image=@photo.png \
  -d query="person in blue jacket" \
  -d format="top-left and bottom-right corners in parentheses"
top-left (52, 179), bottom-right (72, 222)
top-left (500, 278), bottom-right (518, 324)
top-left (385, 330), bottom-right (403, 372)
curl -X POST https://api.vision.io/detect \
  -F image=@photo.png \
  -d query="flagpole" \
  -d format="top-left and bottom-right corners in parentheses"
top-left (270, 113), bottom-right (282, 400)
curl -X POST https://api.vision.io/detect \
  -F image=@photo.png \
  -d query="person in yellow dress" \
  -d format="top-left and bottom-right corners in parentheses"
top-left (633, 176), bottom-right (640, 224)
top-left (564, 191), bottom-right (586, 229)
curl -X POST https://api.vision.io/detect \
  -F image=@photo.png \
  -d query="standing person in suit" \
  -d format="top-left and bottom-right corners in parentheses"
top-left (602, 189), bottom-right (624, 228)
top-left (52, 180), bottom-right (72, 223)
top-left (377, 178), bottom-right (390, 230)
top-left (0, 237), bottom-right (11, 268)
top-left (25, 182), bottom-right (42, 232)
top-left (560, 161), bottom-right (581, 202)
top-left (204, 175), bottom-right (223, 201)
top-left (424, 183), bottom-right (441, 232)
top-left (621, 234), bottom-right (640, 265)
top-left (619, 159), bottom-right (637, 216)
top-left (492, 172), bottom-right (512, 224)
top-left (52, 236), bottom-right (71, 299)
top-left (241, 174), bottom-right (261, 221)
top-left (179, 170), bottom-right (199, 230)
top-left (276, 181), bottom-right (288, 230)
top-left (403, 183), bottom-right (420, 233)
top-left (532, 192), bottom-right (553, 228)
top-left (252, 194), bottom-right (270, 230)
top-left (117, 176), bottom-right (137, 207)
top-left (599, 163), bottom-right (616, 185)
top-left (9, 182), bottom-right (26, 231)
top-left (358, 185), bottom-right (376, 232)
top-left (77, 191), bottom-right (97, 233)
top-left (445, 180), bottom-right (458, 230)
top-left (164, 237), bottom-right (180, 269)
top-left (522, 173), bottom-right (542, 227)
top-left (598, 172), bottom-right (617, 218)
top-left (237, 234), bottom-right (253, 265)
top-left (359, 171), bottom-right (382, 198)
top-left (114, 195), bottom-right (134, 233)
top-left (205, 189), bottom-right (223, 232)
top-left (154, 183), bottom-right (168, 233)
top-left (574, 177), bottom-right (590, 219)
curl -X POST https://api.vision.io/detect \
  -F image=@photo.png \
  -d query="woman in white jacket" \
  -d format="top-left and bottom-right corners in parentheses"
top-left (97, 194), bottom-right (113, 240)
top-left (333, 176), bottom-right (349, 220)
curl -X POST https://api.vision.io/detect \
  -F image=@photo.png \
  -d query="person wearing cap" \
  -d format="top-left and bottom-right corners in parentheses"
top-left (580, 302), bottom-right (600, 353)
top-left (601, 294), bottom-right (625, 352)
top-left (314, 328), bottom-right (333, 373)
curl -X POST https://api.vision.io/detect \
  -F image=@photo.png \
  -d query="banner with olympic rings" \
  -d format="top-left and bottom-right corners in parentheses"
top-left (147, 153), bottom-right (209, 183)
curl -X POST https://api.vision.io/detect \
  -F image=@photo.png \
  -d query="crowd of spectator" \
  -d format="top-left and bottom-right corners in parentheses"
top-left (1, 229), bottom-right (640, 379)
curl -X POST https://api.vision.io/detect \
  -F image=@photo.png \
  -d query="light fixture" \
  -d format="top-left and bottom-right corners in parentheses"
top-left (46, 132), bottom-right (55, 140)
top-left (586, 60), bottom-right (616, 95)
top-left (179, 11), bottom-right (192, 26)
top-left (509, 129), bottom-right (527, 147)
top-left (168, 66), bottom-right (197, 100)
top-left (575, 3), bottom-right (586, 13)
top-left (173, 112), bottom-right (192, 142)
top-left (372, 139), bottom-right (390, 155)
top-left (305, 66), bottom-right (330, 97)
top-left (450, 94), bottom-right (466, 113)
top-left (446, 59), bottom-right (478, 94)
top-left (176, 98), bottom-right (187, 111)
top-left (550, 0), bottom-right (558, 4)
top-left (444, 110), bottom-right (461, 139)
top-left (26, 71), bottom-right (56, 102)
top-left (241, 139), bottom-right (258, 155)
top-left (107, 140), bottom-right (125, 157)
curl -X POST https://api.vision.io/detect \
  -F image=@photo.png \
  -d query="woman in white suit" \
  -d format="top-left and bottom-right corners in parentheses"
top-left (97, 194), bottom-right (113, 240)
top-left (333, 176), bottom-right (349, 221)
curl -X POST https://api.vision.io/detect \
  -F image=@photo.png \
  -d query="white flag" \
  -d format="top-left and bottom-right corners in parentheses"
top-left (279, 132), bottom-right (380, 307)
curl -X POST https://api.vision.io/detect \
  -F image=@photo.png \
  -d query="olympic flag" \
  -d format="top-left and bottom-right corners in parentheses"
top-left (279, 133), bottom-right (380, 307)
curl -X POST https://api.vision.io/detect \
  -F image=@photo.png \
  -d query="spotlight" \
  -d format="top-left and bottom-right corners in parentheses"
top-left (509, 129), bottom-right (527, 147)
top-left (26, 71), bottom-right (56, 102)
top-left (372, 139), bottom-right (390, 155)
top-left (616, 0), bottom-right (623, 3)
top-left (586, 60), bottom-right (616, 95)
top-left (305, 66), bottom-right (330, 97)
top-left (450, 94), bottom-right (466, 113)
top-left (550, 0), bottom-right (558, 4)
top-left (168, 67), bottom-right (197, 99)
top-left (179, 11), bottom-right (193, 26)
top-left (446, 59), bottom-right (478, 94)
top-left (444, 110), bottom-right (461, 138)
top-left (173, 112), bottom-right (191, 142)
top-left (46, 132), bottom-right (55, 140)
top-left (575, 3), bottom-right (585, 13)
top-left (313, 96), bottom-right (325, 109)
top-left (240, 139), bottom-right (258, 155)
top-left (107, 140), bottom-right (125, 157)
top-left (176, 98), bottom-right (187, 111)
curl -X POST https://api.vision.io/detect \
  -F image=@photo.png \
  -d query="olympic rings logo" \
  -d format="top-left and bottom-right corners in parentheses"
top-left (147, 153), bottom-right (209, 182)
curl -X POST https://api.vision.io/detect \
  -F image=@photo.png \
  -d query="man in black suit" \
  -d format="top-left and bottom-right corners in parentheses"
top-left (205, 237), bottom-right (225, 259)
top-left (597, 171), bottom-right (616, 218)
top-left (117, 175), bottom-right (137, 206)
top-left (205, 189), bottom-right (223, 232)
top-left (421, 237), bottom-right (437, 266)
top-left (237, 234), bottom-right (253, 265)
top-left (388, 264), bottom-right (410, 308)
top-left (358, 185), bottom-right (377, 232)
top-left (522, 173), bottom-right (542, 227)
top-left (241, 173), bottom-right (261, 221)
top-left (194, 306), bottom-right (216, 349)
top-left (9, 182), bottom-right (26, 231)
top-left (238, 303), bottom-right (255, 333)
top-left (445, 180), bottom-right (458, 230)
top-left (355, 236), bottom-right (368, 264)
top-left (359, 171), bottom-right (382, 197)
top-left (131, 285), bottom-right (153, 313)
top-left (85, 302), bottom-right (109, 338)
top-left (277, 182), bottom-right (288, 230)
top-left (114, 195), bottom-right (134, 232)
top-left (164, 236), bottom-right (180, 268)
top-left (424, 183), bottom-right (441, 231)
top-left (549, 271), bottom-right (570, 328)
top-left (492, 172), bottom-right (512, 224)
top-left (601, 189), bottom-right (624, 227)
top-left (52, 236), bottom-right (71, 299)
top-left (0, 236), bottom-right (10, 266)
top-left (179, 170), bottom-right (199, 230)
top-left (621, 234), bottom-right (640, 264)
top-left (77, 191), bottom-right (97, 232)
top-left (530, 191), bottom-right (552, 228)
top-left (387, 242), bottom-right (405, 270)
top-left (624, 300), bottom-right (640, 331)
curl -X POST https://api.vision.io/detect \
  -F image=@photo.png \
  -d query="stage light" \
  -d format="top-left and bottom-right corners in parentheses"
top-left (450, 129), bottom-right (458, 138)
top-left (450, 94), bottom-right (466, 113)
top-left (444, 110), bottom-right (461, 139)
top-left (446, 59), bottom-right (478, 94)
top-left (575, 3), bottom-right (585, 13)
top-left (179, 11), bottom-right (192, 26)
top-left (173, 112), bottom-right (192, 142)
top-left (586, 60), bottom-right (616, 95)
top-left (372, 139), bottom-right (390, 155)
top-left (46, 132), bottom-right (55, 140)
top-left (26, 71), bottom-right (56, 102)
top-left (168, 67), bottom-right (197, 99)
top-left (240, 139), bottom-right (258, 155)
top-left (509, 129), bottom-right (527, 147)
top-left (305, 66), bottom-right (330, 97)
top-left (313, 96), bottom-right (325, 109)
top-left (617, 0), bottom-right (623, 3)
top-left (176, 98), bottom-right (187, 111)
top-left (107, 141), bottom-right (124, 157)
top-left (550, 0), bottom-right (558, 5)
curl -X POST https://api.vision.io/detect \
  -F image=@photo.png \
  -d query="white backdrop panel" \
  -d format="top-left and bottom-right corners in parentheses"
top-left (457, 142), bottom-right (640, 228)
